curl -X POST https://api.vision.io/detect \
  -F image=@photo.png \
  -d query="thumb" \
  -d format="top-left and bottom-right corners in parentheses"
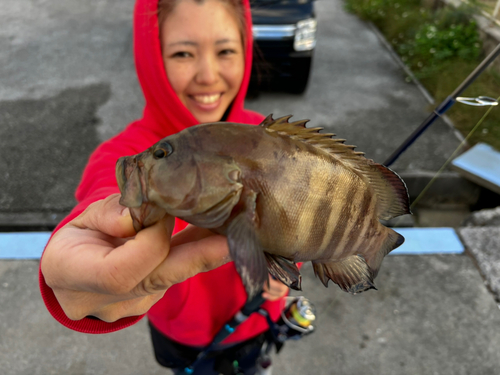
top-left (71, 194), bottom-right (136, 238)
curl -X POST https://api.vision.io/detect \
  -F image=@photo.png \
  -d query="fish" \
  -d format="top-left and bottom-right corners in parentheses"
top-left (116, 115), bottom-right (411, 300)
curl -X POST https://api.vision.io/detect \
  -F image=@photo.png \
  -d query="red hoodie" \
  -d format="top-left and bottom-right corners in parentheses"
top-left (38, 0), bottom-right (287, 346)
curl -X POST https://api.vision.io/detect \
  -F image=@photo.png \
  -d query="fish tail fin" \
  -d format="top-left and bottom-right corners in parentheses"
top-left (368, 227), bottom-right (405, 279)
top-left (312, 255), bottom-right (376, 295)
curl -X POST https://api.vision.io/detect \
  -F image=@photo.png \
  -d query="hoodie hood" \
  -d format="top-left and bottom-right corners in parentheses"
top-left (133, 0), bottom-right (257, 137)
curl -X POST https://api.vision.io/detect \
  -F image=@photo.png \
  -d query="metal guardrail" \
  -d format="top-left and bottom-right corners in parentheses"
top-left (451, 0), bottom-right (500, 25)
top-left (444, 0), bottom-right (500, 26)
top-left (474, 0), bottom-right (500, 24)
top-left (494, 0), bottom-right (500, 19)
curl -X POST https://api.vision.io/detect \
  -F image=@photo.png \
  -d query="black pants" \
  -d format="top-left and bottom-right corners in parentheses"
top-left (148, 322), bottom-right (267, 375)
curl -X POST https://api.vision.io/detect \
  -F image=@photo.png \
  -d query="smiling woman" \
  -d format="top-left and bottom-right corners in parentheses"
top-left (159, 0), bottom-right (246, 123)
top-left (39, 0), bottom-right (290, 374)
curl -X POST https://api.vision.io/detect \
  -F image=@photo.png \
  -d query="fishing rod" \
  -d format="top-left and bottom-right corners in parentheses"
top-left (183, 292), bottom-right (316, 374)
top-left (182, 293), bottom-right (267, 374)
top-left (384, 42), bottom-right (500, 167)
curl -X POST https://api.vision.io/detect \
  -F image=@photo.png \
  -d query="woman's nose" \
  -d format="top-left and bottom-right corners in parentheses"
top-left (195, 56), bottom-right (218, 85)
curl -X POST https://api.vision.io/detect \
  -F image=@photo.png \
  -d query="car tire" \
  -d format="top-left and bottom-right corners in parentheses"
top-left (287, 57), bottom-right (312, 94)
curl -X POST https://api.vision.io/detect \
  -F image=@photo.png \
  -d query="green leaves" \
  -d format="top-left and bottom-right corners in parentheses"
top-left (345, 0), bottom-right (482, 79)
top-left (399, 17), bottom-right (480, 76)
top-left (345, 0), bottom-right (500, 150)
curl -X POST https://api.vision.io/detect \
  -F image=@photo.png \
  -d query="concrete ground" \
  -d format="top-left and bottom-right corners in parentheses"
top-left (2, 255), bottom-right (500, 375)
top-left (1, 0), bottom-right (500, 374)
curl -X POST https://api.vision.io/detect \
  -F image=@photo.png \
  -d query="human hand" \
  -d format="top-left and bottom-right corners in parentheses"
top-left (41, 194), bottom-right (230, 323)
top-left (262, 275), bottom-right (289, 301)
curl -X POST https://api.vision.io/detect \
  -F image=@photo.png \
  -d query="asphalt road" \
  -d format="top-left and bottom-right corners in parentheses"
top-left (1, 0), bottom-right (500, 374)
top-left (0, 0), bottom-right (464, 226)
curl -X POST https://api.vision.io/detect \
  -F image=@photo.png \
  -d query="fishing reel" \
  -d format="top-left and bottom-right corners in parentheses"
top-left (275, 296), bottom-right (316, 342)
top-left (255, 296), bottom-right (316, 374)
top-left (258, 295), bottom-right (316, 345)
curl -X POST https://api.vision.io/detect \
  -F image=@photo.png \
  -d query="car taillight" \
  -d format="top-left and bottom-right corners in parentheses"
top-left (294, 18), bottom-right (317, 51)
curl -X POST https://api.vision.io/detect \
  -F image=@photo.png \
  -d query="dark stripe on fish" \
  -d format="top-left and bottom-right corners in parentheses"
top-left (352, 198), bottom-right (379, 256)
top-left (324, 181), bottom-right (358, 259)
top-left (343, 188), bottom-right (373, 254)
top-left (307, 176), bottom-right (339, 251)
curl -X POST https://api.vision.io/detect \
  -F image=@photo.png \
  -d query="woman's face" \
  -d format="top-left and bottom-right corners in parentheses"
top-left (160, 0), bottom-right (245, 123)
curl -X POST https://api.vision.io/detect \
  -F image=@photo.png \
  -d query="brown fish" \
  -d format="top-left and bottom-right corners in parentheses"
top-left (116, 115), bottom-right (410, 299)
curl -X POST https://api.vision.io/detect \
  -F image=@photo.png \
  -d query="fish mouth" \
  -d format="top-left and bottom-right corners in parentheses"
top-left (116, 156), bottom-right (146, 208)
top-left (116, 156), bottom-right (167, 232)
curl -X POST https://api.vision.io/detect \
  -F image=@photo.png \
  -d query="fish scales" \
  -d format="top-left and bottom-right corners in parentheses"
top-left (257, 150), bottom-right (350, 257)
top-left (116, 115), bottom-right (410, 299)
top-left (261, 162), bottom-right (357, 259)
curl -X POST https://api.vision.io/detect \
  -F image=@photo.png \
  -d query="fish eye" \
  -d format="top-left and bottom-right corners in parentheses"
top-left (153, 142), bottom-right (173, 159)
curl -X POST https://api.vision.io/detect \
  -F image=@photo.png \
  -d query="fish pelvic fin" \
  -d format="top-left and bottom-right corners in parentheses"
top-left (265, 253), bottom-right (302, 291)
top-left (227, 190), bottom-right (268, 301)
top-left (312, 255), bottom-right (376, 295)
top-left (261, 115), bottom-right (410, 220)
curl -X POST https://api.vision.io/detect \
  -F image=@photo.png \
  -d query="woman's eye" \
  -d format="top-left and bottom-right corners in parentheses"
top-left (171, 51), bottom-right (192, 58)
top-left (219, 49), bottom-right (236, 56)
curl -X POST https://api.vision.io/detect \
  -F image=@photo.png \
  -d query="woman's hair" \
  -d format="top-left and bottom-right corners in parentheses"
top-left (157, 0), bottom-right (247, 46)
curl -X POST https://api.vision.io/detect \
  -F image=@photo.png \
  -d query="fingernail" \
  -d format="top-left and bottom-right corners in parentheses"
top-left (121, 207), bottom-right (130, 216)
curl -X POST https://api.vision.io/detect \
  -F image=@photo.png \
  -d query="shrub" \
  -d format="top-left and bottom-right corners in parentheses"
top-left (344, 0), bottom-right (500, 150)
top-left (397, 7), bottom-right (482, 78)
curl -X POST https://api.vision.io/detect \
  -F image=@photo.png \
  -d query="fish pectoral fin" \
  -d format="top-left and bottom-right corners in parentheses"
top-left (312, 255), bottom-right (376, 295)
top-left (227, 212), bottom-right (268, 301)
top-left (265, 253), bottom-right (302, 291)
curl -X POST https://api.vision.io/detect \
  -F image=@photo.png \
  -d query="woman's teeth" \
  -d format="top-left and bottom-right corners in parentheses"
top-left (193, 94), bottom-right (221, 104)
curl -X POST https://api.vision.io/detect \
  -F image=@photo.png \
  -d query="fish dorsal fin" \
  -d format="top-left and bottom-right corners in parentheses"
top-left (263, 115), bottom-right (411, 220)
top-left (260, 113), bottom-right (311, 131)
top-left (259, 114), bottom-right (276, 127)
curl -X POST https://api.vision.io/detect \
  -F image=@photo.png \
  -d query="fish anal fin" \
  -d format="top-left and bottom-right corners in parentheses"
top-left (312, 255), bottom-right (376, 295)
top-left (265, 253), bottom-right (302, 291)
top-left (226, 191), bottom-right (268, 301)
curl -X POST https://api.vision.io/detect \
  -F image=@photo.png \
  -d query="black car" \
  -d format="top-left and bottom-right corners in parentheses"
top-left (250, 0), bottom-right (316, 94)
